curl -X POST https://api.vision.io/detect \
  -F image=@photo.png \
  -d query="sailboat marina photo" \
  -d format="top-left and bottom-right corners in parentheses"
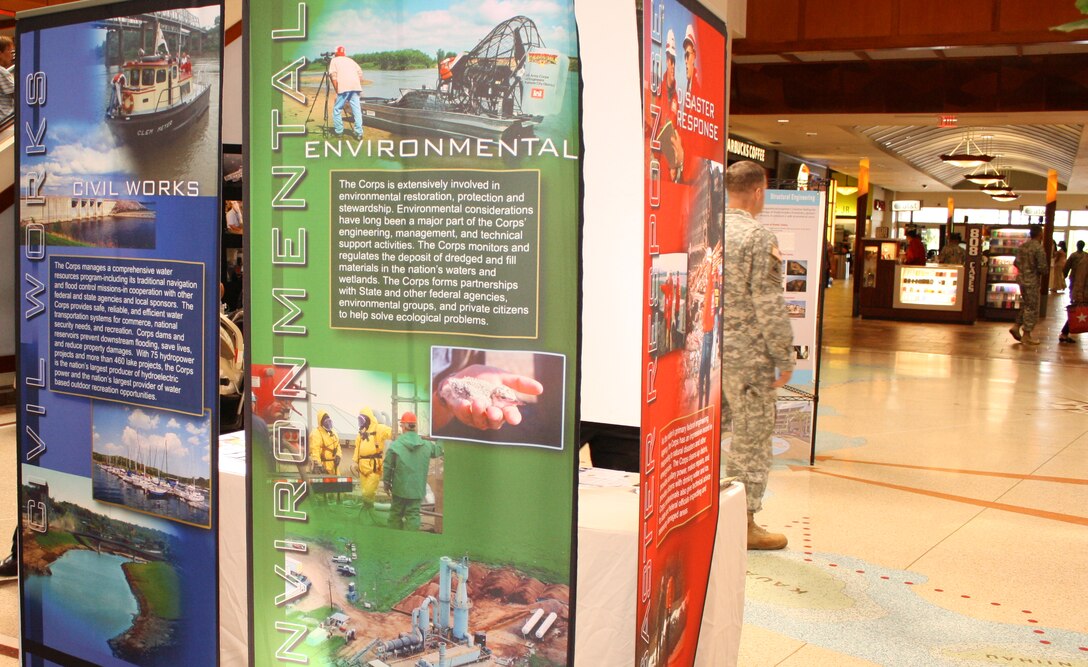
top-left (92, 405), bottom-right (212, 528)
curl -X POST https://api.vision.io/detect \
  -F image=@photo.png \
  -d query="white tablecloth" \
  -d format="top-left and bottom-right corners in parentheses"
top-left (575, 483), bottom-right (747, 666)
top-left (218, 451), bottom-right (746, 666)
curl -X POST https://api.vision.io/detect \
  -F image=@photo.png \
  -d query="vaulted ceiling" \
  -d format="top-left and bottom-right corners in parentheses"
top-left (855, 123), bottom-right (1083, 189)
top-left (729, 111), bottom-right (1088, 194)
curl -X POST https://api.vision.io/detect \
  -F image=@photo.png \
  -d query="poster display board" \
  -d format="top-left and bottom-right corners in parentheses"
top-left (246, 2), bottom-right (581, 665)
top-left (16, 1), bottom-right (223, 665)
top-left (638, 1), bottom-right (727, 665)
top-left (759, 190), bottom-right (827, 464)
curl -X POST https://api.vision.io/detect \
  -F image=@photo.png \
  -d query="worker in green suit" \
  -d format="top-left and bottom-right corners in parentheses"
top-left (382, 412), bottom-right (443, 530)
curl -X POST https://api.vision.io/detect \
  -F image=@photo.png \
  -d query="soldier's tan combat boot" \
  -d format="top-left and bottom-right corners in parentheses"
top-left (1022, 330), bottom-right (1040, 346)
top-left (747, 512), bottom-right (788, 550)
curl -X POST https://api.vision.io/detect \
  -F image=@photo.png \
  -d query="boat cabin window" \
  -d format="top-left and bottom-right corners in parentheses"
top-left (156, 69), bottom-right (167, 84)
top-left (142, 69), bottom-right (155, 87)
top-left (171, 66), bottom-right (178, 79)
top-left (125, 69), bottom-right (140, 84)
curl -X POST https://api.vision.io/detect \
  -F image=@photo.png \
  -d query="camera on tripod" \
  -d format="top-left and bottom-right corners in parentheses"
top-left (319, 51), bottom-right (336, 63)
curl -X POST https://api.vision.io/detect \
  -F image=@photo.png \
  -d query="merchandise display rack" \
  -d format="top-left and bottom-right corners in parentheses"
top-left (897, 265), bottom-right (962, 308)
top-left (982, 227), bottom-right (1030, 321)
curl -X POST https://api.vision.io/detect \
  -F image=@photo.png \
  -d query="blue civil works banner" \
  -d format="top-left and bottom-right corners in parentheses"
top-left (16, 1), bottom-right (223, 664)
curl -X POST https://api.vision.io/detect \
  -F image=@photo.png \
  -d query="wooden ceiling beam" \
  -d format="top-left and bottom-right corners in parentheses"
top-left (736, 29), bottom-right (1086, 55)
top-left (731, 54), bottom-right (1088, 116)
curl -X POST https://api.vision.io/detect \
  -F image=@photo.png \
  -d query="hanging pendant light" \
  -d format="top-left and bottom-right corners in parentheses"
top-left (989, 166), bottom-right (1018, 202)
top-left (978, 155), bottom-right (1010, 193)
top-left (963, 152), bottom-right (1004, 185)
top-left (939, 131), bottom-right (994, 168)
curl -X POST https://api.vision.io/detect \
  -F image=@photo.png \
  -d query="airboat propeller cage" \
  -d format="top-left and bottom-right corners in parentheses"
top-left (447, 15), bottom-right (566, 118)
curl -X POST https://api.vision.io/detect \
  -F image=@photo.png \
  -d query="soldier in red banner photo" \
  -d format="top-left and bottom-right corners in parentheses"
top-left (674, 24), bottom-right (701, 183)
top-left (661, 273), bottom-right (676, 349)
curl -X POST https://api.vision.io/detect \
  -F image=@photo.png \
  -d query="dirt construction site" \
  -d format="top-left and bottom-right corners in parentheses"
top-left (289, 545), bottom-right (570, 666)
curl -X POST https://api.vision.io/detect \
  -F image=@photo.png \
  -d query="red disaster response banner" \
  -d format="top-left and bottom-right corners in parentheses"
top-left (638, 0), bottom-right (727, 665)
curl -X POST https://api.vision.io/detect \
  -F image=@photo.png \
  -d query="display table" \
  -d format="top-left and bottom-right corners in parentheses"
top-left (217, 442), bottom-right (746, 666)
top-left (576, 481), bottom-right (747, 665)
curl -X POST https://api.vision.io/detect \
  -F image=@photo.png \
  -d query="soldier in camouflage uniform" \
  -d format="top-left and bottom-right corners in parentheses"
top-left (1011, 225), bottom-right (1048, 346)
top-left (721, 161), bottom-right (796, 550)
top-left (937, 232), bottom-right (967, 265)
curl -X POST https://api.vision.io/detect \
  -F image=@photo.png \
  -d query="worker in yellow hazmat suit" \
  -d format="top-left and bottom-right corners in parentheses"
top-left (309, 410), bottom-right (342, 474)
top-left (353, 407), bottom-right (392, 507)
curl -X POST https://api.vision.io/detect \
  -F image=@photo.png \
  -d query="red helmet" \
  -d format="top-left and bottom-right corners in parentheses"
top-left (335, 46), bottom-right (346, 57)
top-left (400, 412), bottom-right (417, 425)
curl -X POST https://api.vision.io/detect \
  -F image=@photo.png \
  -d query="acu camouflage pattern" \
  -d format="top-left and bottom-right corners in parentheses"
top-left (720, 208), bottom-right (795, 513)
top-left (937, 244), bottom-right (967, 265)
top-left (1014, 238), bottom-right (1048, 332)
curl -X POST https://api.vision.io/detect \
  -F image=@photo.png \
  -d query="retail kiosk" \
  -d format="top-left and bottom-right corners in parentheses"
top-left (857, 238), bottom-right (982, 323)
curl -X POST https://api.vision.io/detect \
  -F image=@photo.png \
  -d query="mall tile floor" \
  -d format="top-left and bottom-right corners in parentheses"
top-left (739, 282), bottom-right (1088, 666)
top-left (0, 280), bottom-right (1086, 666)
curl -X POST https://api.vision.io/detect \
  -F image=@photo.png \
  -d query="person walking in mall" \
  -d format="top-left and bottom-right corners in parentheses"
top-left (328, 45), bottom-right (364, 139)
top-left (1063, 240), bottom-right (1085, 285)
top-left (1059, 242), bottom-right (1088, 344)
top-left (1050, 241), bottom-right (1068, 293)
top-left (1010, 225), bottom-right (1048, 346)
top-left (937, 232), bottom-right (966, 265)
top-left (721, 160), bottom-right (795, 551)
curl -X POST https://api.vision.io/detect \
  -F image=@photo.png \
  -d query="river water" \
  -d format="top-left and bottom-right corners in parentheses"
top-left (48, 216), bottom-right (156, 249)
top-left (302, 67), bottom-right (435, 100)
top-left (24, 549), bottom-right (139, 655)
top-left (102, 55), bottom-right (221, 194)
top-left (92, 464), bottom-right (210, 527)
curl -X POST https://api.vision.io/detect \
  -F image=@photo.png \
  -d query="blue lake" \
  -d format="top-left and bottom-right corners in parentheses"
top-left (24, 549), bottom-right (138, 657)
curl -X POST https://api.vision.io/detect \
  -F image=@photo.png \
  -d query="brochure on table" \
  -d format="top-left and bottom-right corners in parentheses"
top-left (246, 2), bottom-right (581, 665)
top-left (16, 1), bottom-right (223, 665)
top-left (759, 189), bottom-right (827, 464)
top-left (639, 1), bottom-right (727, 665)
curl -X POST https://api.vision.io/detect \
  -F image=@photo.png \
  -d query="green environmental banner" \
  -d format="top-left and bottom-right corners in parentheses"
top-left (246, 2), bottom-right (581, 666)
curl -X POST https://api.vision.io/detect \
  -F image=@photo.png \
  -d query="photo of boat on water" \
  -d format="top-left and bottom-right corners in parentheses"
top-left (91, 404), bottom-right (212, 528)
top-left (20, 466), bottom-right (185, 667)
top-left (18, 5), bottom-right (222, 203)
top-left (287, 6), bottom-right (576, 143)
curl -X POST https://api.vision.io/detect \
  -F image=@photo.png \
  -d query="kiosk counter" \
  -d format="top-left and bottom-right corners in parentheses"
top-left (858, 238), bottom-right (982, 324)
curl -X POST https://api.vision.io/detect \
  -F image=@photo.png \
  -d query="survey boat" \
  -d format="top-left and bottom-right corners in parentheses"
top-left (107, 52), bottom-right (209, 140)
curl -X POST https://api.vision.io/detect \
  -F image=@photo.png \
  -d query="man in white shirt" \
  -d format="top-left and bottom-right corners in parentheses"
top-left (328, 45), bottom-right (364, 139)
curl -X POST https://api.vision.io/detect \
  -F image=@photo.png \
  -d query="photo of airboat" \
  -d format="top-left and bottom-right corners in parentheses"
top-left (312, 16), bottom-right (568, 143)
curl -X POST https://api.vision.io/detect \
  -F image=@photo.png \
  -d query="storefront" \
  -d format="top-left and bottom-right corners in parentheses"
top-left (727, 133), bottom-right (776, 176)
